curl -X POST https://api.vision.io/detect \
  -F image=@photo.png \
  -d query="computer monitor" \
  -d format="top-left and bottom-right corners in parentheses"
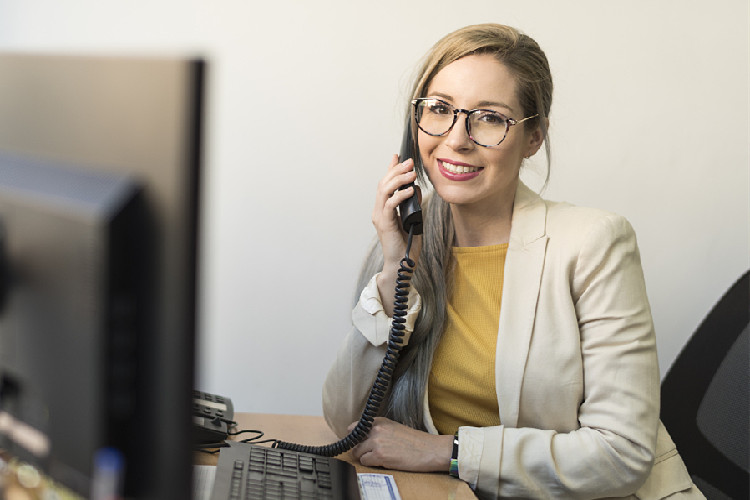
top-left (0, 53), bottom-right (204, 500)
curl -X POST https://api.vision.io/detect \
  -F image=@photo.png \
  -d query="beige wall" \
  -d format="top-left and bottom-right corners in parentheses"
top-left (1, 0), bottom-right (747, 414)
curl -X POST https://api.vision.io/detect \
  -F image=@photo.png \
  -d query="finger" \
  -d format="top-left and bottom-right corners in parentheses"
top-left (391, 167), bottom-right (418, 192)
top-left (380, 169), bottom-right (417, 203)
top-left (372, 158), bottom-right (417, 234)
top-left (358, 450), bottom-right (379, 468)
top-left (374, 173), bottom-right (417, 226)
top-left (383, 185), bottom-right (415, 211)
top-left (393, 157), bottom-right (414, 176)
top-left (378, 159), bottom-right (414, 194)
top-left (351, 440), bottom-right (370, 461)
top-left (388, 153), bottom-right (414, 171)
top-left (388, 153), bottom-right (399, 168)
top-left (382, 158), bottom-right (414, 186)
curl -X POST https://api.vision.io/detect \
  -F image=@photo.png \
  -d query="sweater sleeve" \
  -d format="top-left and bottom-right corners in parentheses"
top-left (322, 273), bottom-right (422, 437)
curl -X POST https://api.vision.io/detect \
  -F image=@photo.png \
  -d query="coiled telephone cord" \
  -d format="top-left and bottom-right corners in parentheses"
top-left (273, 227), bottom-right (417, 457)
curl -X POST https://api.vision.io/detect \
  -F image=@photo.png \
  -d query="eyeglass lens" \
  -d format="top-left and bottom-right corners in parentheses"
top-left (415, 99), bottom-right (510, 147)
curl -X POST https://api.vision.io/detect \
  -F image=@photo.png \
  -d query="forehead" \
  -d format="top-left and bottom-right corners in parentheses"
top-left (427, 54), bottom-right (519, 110)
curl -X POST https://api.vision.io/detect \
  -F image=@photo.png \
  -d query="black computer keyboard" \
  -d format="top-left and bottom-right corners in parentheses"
top-left (209, 442), bottom-right (361, 500)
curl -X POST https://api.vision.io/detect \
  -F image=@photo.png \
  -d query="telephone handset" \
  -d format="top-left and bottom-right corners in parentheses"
top-left (273, 123), bottom-right (422, 457)
top-left (398, 124), bottom-right (423, 236)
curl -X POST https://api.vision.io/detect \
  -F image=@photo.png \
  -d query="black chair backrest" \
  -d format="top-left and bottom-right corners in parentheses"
top-left (661, 270), bottom-right (749, 499)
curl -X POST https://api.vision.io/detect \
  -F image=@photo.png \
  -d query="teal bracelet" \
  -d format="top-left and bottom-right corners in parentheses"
top-left (449, 431), bottom-right (459, 478)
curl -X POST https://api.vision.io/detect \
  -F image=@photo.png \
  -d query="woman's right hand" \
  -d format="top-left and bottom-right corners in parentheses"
top-left (372, 154), bottom-right (422, 316)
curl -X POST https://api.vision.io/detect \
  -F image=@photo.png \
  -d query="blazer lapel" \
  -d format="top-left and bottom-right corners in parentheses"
top-left (496, 182), bottom-right (548, 428)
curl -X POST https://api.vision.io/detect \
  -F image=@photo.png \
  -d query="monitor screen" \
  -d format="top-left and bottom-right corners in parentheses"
top-left (0, 53), bottom-right (204, 500)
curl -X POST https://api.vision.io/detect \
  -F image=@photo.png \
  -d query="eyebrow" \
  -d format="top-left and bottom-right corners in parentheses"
top-left (430, 92), bottom-right (516, 113)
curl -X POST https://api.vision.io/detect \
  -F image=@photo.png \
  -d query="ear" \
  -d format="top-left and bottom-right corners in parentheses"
top-left (524, 118), bottom-right (548, 158)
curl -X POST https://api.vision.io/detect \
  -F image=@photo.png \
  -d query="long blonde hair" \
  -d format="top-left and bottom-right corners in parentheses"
top-left (358, 24), bottom-right (553, 429)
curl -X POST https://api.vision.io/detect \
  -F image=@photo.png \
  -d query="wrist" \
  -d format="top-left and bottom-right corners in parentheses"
top-left (428, 433), bottom-right (455, 472)
top-left (376, 268), bottom-right (396, 288)
top-left (375, 270), bottom-right (397, 311)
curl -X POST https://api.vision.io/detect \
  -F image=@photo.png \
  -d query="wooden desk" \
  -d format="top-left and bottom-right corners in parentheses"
top-left (196, 413), bottom-right (477, 500)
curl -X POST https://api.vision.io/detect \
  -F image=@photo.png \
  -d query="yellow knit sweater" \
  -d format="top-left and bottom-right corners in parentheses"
top-left (428, 243), bottom-right (508, 436)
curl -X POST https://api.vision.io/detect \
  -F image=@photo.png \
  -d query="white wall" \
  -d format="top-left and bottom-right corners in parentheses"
top-left (1, 0), bottom-right (747, 416)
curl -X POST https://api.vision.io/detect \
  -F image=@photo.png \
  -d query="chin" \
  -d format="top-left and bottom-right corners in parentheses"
top-left (433, 185), bottom-right (479, 206)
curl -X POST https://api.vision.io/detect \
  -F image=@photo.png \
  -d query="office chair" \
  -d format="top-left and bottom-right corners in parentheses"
top-left (661, 270), bottom-right (749, 499)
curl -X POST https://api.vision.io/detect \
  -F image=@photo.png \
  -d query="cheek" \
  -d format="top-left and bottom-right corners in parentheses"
top-left (416, 135), bottom-right (438, 163)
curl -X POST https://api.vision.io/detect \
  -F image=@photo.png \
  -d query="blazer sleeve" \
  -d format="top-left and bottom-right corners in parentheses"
top-left (322, 274), bottom-right (422, 437)
top-left (465, 213), bottom-right (661, 499)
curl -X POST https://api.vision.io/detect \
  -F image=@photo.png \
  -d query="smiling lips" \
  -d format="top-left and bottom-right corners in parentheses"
top-left (438, 159), bottom-right (483, 181)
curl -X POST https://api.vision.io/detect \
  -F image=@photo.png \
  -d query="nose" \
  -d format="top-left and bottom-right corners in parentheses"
top-left (444, 112), bottom-right (474, 151)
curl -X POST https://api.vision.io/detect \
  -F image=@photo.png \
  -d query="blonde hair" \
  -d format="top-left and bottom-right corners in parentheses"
top-left (358, 24), bottom-right (554, 429)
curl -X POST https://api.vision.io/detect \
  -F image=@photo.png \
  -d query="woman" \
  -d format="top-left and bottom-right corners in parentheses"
top-left (322, 24), bottom-right (703, 499)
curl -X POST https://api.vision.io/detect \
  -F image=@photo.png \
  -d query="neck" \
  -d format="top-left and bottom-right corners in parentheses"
top-left (450, 185), bottom-right (517, 247)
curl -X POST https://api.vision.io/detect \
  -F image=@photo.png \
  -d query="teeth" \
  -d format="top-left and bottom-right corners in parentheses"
top-left (442, 161), bottom-right (480, 174)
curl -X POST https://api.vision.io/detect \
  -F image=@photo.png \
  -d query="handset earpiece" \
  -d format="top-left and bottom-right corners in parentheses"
top-left (397, 124), bottom-right (423, 235)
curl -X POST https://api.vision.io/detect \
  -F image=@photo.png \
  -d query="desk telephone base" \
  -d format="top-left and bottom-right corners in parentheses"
top-left (193, 390), bottom-right (235, 446)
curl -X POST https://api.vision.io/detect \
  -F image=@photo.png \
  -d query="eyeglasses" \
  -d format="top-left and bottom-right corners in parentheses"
top-left (412, 97), bottom-right (538, 147)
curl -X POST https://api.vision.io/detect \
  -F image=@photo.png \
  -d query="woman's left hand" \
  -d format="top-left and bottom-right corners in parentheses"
top-left (349, 417), bottom-right (454, 472)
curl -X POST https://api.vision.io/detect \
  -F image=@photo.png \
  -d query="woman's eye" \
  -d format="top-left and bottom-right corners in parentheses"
top-left (476, 111), bottom-right (506, 125)
top-left (427, 102), bottom-right (451, 115)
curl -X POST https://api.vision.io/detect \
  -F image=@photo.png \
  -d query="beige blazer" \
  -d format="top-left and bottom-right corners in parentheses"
top-left (323, 182), bottom-right (702, 499)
